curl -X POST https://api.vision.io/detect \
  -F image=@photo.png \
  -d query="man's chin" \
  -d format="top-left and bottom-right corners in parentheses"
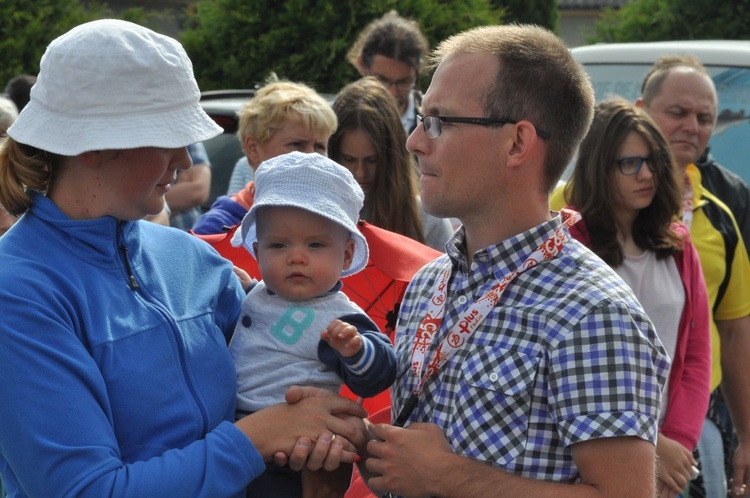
top-left (670, 147), bottom-right (700, 167)
top-left (677, 154), bottom-right (701, 167)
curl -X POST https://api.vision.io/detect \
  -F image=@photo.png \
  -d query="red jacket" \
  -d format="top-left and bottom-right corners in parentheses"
top-left (569, 217), bottom-right (711, 450)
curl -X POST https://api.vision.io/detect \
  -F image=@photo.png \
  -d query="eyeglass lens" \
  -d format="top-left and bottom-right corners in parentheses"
top-left (422, 115), bottom-right (439, 138)
top-left (617, 156), bottom-right (654, 175)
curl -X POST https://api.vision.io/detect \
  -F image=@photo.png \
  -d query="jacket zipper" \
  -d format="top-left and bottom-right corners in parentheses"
top-left (118, 222), bottom-right (140, 290)
top-left (116, 221), bottom-right (208, 434)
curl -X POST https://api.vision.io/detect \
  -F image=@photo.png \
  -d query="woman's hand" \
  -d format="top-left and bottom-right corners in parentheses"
top-left (236, 386), bottom-right (367, 469)
top-left (655, 433), bottom-right (696, 497)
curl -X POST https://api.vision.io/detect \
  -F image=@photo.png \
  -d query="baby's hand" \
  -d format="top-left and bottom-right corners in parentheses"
top-left (321, 319), bottom-right (363, 358)
top-left (233, 266), bottom-right (255, 291)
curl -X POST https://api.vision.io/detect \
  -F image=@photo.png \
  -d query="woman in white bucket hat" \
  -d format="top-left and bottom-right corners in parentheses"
top-left (0, 19), bottom-right (365, 498)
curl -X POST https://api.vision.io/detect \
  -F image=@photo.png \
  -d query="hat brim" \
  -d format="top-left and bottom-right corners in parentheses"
top-left (231, 201), bottom-right (369, 277)
top-left (8, 100), bottom-right (222, 156)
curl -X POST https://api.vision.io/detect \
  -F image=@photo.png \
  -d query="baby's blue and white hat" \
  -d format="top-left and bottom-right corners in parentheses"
top-left (231, 151), bottom-right (369, 277)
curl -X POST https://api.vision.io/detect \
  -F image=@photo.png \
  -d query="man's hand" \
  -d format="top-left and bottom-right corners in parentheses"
top-left (364, 422), bottom-right (453, 497)
top-left (730, 440), bottom-right (750, 496)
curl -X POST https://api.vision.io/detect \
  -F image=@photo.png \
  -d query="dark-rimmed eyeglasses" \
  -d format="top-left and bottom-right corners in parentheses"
top-left (416, 113), bottom-right (551, 140)
top-left (615, 156), bottom-right (655, 176)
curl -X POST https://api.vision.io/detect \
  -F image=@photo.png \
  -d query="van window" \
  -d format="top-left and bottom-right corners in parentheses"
top-left (574, 63), bottom-right (750, 185)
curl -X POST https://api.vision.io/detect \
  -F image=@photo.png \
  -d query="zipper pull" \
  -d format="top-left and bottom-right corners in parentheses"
top-left (117, 222), bottom-right (139, 291)
top-left (119, 242), bottom-right (140, 290)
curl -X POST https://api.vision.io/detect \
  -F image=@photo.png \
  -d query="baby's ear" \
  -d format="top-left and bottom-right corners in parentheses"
top-left (342, 238), bottom-right (355, 270)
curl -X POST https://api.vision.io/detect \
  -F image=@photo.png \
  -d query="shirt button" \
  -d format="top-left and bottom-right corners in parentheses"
top-left (457, 295), bottom-right (468, 305)
top-left (489, 372), bottom-right (499, 382)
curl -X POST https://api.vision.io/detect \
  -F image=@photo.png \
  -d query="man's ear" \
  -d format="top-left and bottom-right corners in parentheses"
top-left (342, 238), bottom-right (355, 271)
top-left (505, 121), bottom-right (539, 170)
top-left (634, 97), bottom-right (647, 109)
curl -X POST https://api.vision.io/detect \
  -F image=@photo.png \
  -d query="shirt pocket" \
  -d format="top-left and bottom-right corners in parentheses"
top-left (449, 344), bottom-right (539, 465)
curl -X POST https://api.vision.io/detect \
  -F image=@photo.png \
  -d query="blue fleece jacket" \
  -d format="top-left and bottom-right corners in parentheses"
top-left (0, 194), bottom-right (263, 497)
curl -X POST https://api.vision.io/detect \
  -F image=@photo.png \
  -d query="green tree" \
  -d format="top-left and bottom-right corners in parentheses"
top-left (181, 0), bottom-right (504, 94)
top-left (592, 0), bottom-right (750, 43)
top-left (0, 0), bottom-right (97, 86)
top-left (0, 1), bottom-right (173, 93)
top-left (491, 0), bottom-right (557, 30)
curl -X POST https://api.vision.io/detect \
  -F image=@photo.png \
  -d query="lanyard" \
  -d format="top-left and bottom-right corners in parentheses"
top-left (393, 209), bottom-right (581, 427)
top-left (682, 174), bottom-right (694, 229)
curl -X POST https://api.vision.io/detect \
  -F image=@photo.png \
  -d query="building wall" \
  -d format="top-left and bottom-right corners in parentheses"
top-left (558, 9), bottom-right (604, 48)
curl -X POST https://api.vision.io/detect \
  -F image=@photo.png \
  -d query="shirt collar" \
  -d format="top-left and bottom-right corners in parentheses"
top-left (263, 279), bottom-right (343, 297)
top-left (445, 214), bottom-right (567, 274)
top-left (401, 90), bottom-right (416, 131)
top-left (685, 163), bottom-right (709, 208)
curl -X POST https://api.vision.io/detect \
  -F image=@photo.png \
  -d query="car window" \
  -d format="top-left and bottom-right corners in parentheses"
top-left (563, 63), bottom-right (750, 185)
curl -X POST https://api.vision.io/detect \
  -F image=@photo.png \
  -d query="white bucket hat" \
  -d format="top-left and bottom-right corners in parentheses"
top-left (231, 151), bottom-right (369, 277)
top-left (7, 19), bottom-right (221, 155)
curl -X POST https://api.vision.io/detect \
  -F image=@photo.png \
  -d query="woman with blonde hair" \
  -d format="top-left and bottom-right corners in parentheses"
top-left (192, 78), bottom-right (337, 234)
top-left (329, 77), bottom-right (452, 251)
top-left (566, 99), bottom-right (711, 498)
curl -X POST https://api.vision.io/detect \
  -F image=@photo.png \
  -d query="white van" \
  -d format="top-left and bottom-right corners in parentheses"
top-left (568, 40), bottom-right (750, 184)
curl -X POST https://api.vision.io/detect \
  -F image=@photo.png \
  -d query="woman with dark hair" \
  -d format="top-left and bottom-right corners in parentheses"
top-left (565, 99), bottom-right (711, 498)
top-left (329, 77), bottom-right (453, 251)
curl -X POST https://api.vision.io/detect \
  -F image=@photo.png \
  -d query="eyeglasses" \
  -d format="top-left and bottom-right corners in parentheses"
top-left (416, 113), bottom-right (551, 140)
top-left (370, 73), bottom-right (416, 91)
top-left (615, 156), bottom-right (656, 175)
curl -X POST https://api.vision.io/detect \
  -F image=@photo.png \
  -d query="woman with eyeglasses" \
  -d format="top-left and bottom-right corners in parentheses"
top-left (564, 99), bottom-right (711, 498)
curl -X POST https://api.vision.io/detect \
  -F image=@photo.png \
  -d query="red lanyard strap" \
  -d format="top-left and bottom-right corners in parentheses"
top-left (394, 209), bottom-right (581, 426)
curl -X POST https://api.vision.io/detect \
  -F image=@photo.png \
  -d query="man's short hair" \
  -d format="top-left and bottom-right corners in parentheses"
top-left (641, 55), bottom-right (711, 104)
top-left (347, 10), bottom-right (429, 73)
top-left (431, 24), bottom-right (595, 193)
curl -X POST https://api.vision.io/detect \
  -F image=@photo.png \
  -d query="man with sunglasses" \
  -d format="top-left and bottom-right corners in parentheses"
top-left (347, 10), bottom-right (428, 133)
top-left (359, 24), bottom-right (669, 498)
top-left (637, 55), bottom-right (750, 498)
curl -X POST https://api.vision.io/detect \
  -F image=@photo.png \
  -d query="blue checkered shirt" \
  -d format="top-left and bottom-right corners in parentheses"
top-left (392, 214), bottom-right (669, 482)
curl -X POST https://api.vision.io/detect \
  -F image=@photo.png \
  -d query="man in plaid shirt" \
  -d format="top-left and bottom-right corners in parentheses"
top-left (361, 24), bottom-right (670, 497)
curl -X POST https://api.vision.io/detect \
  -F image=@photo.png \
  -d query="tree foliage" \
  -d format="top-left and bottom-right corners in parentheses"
top-left (0, 1), bottom-right (176, 94)
top-left (0, 0), bottom-right (96, 87)
top-left (592, 0), bottom-right (750, 43)
top-left (181, 0), bottom-right (505, 94)
top-left (491, 0), bottom-right (557, 30)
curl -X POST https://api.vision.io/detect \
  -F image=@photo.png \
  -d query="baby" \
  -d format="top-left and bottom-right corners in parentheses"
top-left (230, 151), bottom-right (396, 496)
